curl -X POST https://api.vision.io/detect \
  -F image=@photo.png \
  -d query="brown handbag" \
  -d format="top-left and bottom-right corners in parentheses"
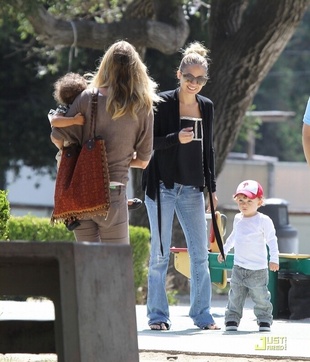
top-left (51, 89), bottom-right (110, 224)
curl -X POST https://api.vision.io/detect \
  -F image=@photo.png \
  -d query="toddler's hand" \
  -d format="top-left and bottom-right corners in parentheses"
top-left (269, 262), bottom-right (279, 272)
top-left (74, 112), bottom-right (85, 125)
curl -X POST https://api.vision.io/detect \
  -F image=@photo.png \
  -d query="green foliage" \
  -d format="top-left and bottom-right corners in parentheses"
top-left (0, 190), bottom-right (10, 240)
top-left (7, 215), bottom-right (74, 241)
top-left (167, 289), bottom-right (178, 306)
top-left (6, 215), bottom-right (150, 303)
top-left (237, 106), bottom-right (262, 144)
top-left (0, 15), bottom-right (57, 181)
top-left (232, 106), bottom-right (262, 154)
top-left (130, 226), bottom-right (150, 303)
top-left (0, 12), bottom-right (103, 189)
top-left (0, 0), bottom-right (127, 27)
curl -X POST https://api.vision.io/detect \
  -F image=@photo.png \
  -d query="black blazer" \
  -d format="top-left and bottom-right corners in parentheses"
top-left (143, 88), bottom-right (216, 200)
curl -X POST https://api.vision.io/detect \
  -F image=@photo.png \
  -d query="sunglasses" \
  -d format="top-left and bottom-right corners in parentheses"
top-left (181, 72), bottom-right (208, 86)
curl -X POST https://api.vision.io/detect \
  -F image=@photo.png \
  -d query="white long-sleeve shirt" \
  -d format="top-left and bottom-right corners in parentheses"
top-left (224, 212), bottom-right (279, 270)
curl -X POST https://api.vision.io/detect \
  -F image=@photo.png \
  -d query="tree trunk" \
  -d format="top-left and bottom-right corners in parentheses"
top-left (205, 0), bottom-right (310, 175)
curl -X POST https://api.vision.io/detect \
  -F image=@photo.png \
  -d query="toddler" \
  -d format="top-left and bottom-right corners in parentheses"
top-left (218, 180), bottom-right (279, 332)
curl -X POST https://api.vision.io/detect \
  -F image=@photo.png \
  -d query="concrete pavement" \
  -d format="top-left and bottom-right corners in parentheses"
top-left (1, 296), bottom-right (309, 360)
top-left (137, 295), bottom-right (310, 359)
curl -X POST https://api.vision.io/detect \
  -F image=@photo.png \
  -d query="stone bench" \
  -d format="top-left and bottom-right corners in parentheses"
top-left (0, 241), bottom-right (139, 362)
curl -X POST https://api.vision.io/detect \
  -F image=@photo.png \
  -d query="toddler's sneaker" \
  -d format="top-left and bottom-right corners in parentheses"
top-left (259, 322), bottom-right (271, 332)
top-left (225, 321), bottom-right (238, 331)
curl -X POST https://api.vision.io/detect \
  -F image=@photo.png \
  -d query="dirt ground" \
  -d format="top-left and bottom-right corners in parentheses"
top-left (0, 353), bottom-right (308, 361)
top-left (139, 352), bottom-right (308, 361)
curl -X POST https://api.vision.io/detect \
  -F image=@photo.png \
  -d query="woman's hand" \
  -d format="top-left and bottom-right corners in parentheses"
top-left (179, 127), bottom-right (194, 144)
top-left (130, 152), bottom-right (149, 169)
top-left (206, 192), bottom-right (218, 212)
top-left (217, 253), bottom-right (225, 263)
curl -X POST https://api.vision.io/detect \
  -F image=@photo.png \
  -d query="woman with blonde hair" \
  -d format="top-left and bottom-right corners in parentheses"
top-left (51, 40), bottom-right (160, 243)
top-left (143, 41), bottom-right (220, 330)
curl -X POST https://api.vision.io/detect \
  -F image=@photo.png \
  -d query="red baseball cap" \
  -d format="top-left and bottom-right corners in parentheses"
top-left (234, 180), bottom-right (264, 199)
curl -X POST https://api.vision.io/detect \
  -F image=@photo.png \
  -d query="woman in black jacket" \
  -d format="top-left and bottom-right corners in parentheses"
top-left (143, 42), bottom-right (220, 331)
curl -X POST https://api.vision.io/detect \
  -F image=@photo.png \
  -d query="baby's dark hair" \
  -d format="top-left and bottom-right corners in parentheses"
top-left (53, 72), bottom-right (88, 105)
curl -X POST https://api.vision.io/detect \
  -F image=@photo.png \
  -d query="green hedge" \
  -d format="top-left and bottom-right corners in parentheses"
top-left (7, 215), bottom-right (74, 241)
top-left (0, 190), bottom-right (10, 240)
top-left (4, 215), bottom-right (150, 303)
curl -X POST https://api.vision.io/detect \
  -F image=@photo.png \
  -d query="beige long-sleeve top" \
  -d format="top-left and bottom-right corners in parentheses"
top-left (51, 88), bottom-right (154, 185)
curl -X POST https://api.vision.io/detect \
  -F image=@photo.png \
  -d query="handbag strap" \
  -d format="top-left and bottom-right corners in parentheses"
top-left (207, 177), bottom-right (225, 261)
top-left (90, 89), bottom-right (99, 139)
top-left (200, 112), bottom-right (225, 261)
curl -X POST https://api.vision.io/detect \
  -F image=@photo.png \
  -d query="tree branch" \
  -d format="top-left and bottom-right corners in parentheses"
top-left (25, 4), bottom-right (189, 54)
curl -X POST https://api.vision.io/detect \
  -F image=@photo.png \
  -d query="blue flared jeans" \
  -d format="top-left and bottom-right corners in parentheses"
top-left (145, 183), bottom-right (215, 329)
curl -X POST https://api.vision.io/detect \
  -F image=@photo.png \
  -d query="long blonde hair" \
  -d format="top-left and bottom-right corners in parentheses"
top-left (89, 40), bottom-right (160, 120)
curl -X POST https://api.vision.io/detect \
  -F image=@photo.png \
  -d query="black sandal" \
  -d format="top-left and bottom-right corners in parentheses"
top-left (202, 323), bottom-right (221, 330)
top-left (149, 322), bottom-right (170, 331)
